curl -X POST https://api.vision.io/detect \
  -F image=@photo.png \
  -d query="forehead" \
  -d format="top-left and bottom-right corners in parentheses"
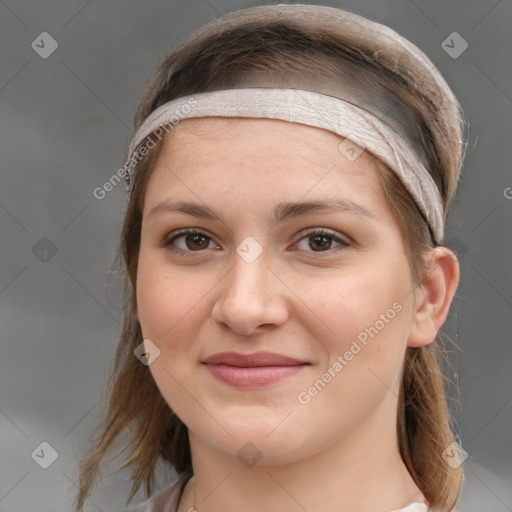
top-left (157, 117), bottom-right (377, 174)
top-left (143, 117), bottom-right (386, 212)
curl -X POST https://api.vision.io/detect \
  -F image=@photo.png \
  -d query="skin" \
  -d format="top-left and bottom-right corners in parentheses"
top-left (136, 117), bottom-right (459, 512)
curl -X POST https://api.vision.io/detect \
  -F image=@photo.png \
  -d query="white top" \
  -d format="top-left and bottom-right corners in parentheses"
top-left (124, 474), bottom-right (431, 512)
top-left (389, 503), bottom-right (429, 512)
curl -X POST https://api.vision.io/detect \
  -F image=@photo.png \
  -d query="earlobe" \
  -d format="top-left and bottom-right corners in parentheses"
top-left (408, 247), bottom-right (460, 348)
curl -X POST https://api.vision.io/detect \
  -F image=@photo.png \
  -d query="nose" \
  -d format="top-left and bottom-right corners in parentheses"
top-left (211, 247), bottom-right (289, 337)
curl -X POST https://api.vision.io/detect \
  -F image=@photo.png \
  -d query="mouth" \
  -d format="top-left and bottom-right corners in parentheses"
top-left (202, 351), bottom-right (310, 388)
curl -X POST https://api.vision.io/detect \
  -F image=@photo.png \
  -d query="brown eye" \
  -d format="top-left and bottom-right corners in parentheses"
top-left (294, 229), bottom-right (350, 255)
top-left (162, 228), bottom-right (350, 257)
top-left (182, 233), bottom-right (210, 250)
top-left (163, 229), bottom-right (216, 253)
top-left (308, 233), bottom-right (335, 251)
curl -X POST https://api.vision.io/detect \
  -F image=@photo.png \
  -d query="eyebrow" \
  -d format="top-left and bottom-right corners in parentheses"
top-left (147, 197), bottom-right (377, 225)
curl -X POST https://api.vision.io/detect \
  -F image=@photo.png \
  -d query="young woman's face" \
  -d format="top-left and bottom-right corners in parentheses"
top-left (137, 117), bottom-right (419, 464)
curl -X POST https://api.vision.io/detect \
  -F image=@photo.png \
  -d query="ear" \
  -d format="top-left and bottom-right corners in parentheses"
top-left (408, 247), bottom-right (460, 348)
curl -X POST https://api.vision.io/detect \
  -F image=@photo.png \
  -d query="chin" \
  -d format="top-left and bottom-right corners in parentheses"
top-left (190, 414), bottom-right (315, 465)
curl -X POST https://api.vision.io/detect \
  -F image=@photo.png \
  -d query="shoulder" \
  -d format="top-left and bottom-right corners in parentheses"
top-left (124, 473), bottom-right (192, 512)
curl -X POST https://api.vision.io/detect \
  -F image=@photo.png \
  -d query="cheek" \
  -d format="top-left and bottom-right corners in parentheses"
top-left (136, 265), bottom-right (171, 339)
top-left (308, 262), bottom-right (412, 407)
top-left (135, 257), bottom-right (208, 411)
top-left (317, 265), bottom-right (410, 347)
top-left (135, 260), bottom-right (236, 442)
top-left (137, 252), bottom-right (195, 336)
top-left (136, 253), bottom-right (220, 363)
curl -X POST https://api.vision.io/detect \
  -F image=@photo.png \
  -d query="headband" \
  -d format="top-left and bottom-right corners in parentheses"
top-left (123, 87), bottom-right (444, 243)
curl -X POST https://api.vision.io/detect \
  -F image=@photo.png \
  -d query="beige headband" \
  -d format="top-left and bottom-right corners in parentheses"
top-left (123, 87), bottom-right (444, 243)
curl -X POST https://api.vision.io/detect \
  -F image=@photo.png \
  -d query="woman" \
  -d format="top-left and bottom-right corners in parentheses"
top-left (75, 4), bottom-right (466, 512)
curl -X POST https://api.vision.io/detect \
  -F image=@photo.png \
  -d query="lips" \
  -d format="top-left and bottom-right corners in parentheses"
top-left (203, 351), bottom-right (307, 367)
top-left (202, 351), bottom-right (310, 388)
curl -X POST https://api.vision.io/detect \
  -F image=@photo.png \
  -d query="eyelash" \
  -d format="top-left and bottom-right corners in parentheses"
top-left (161, 228), bottom-right (350, 257)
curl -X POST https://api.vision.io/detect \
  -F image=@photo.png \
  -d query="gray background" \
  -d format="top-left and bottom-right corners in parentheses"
top-left (0, 1), bottom-right (511, 511)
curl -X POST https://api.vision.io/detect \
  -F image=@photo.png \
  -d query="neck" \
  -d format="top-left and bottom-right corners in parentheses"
top-left (180, 396), bottom-right (424, 512)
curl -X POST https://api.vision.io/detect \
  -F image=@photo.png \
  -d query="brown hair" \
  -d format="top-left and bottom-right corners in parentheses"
top-left (75, 5), bottom-right (465, 511)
